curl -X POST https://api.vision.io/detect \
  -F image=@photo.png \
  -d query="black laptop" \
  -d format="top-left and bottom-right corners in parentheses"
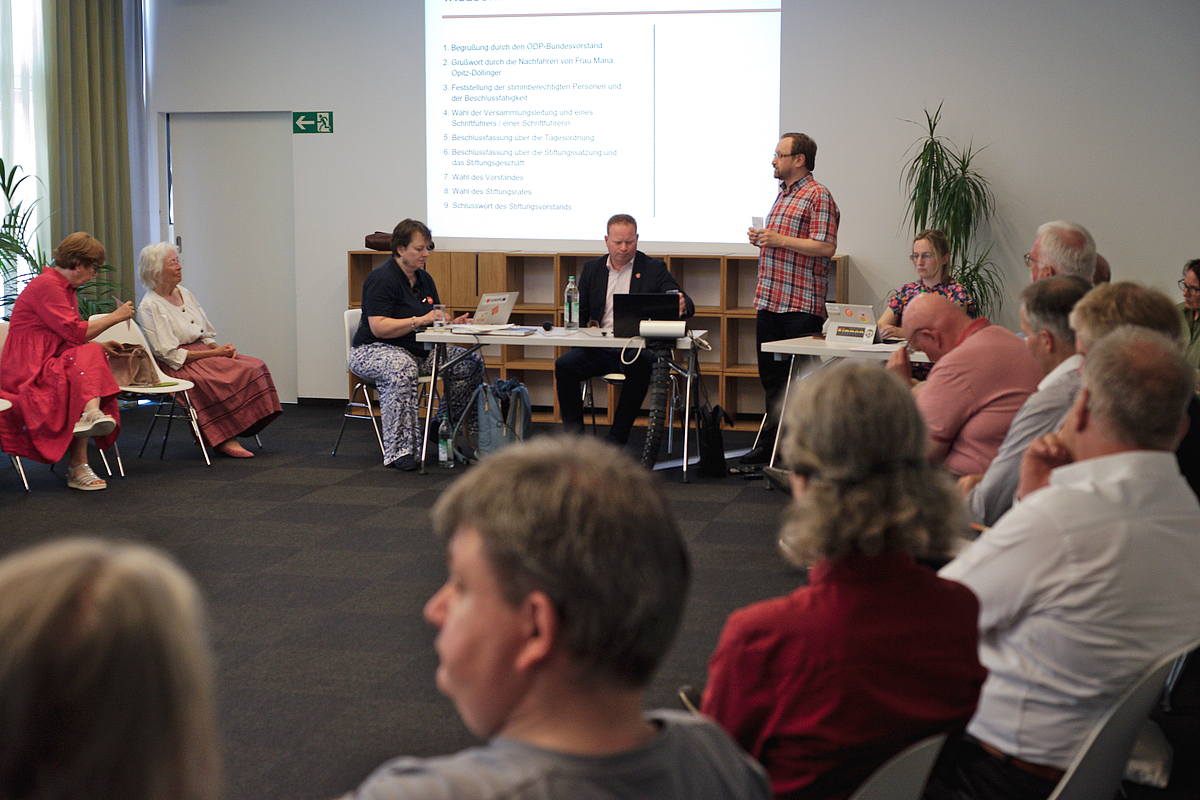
top-left (613, 293), bottom-right (683, 338)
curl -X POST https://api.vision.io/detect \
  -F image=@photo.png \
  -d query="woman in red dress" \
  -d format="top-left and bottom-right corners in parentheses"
top-left (0, 232), bottom-right (135, 490)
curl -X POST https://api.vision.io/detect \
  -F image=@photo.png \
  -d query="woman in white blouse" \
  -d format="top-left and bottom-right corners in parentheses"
top-left (137, 242), bottom-right (282, 458)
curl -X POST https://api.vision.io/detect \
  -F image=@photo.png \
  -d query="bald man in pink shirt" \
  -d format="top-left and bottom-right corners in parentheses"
top-left (887, 294), bottom-right (1042, 476)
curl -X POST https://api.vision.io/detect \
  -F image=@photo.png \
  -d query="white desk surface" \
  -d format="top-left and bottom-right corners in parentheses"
top-left (417, 327), bottom-right (706, 350)
top-left (762, 335), bottom-right (930, 363)
top-left (0, 398), bottom-right (10, 412)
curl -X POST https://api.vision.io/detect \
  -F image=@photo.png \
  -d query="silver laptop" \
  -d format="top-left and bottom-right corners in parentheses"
top-left (825, 302), bottom-right (879, 344)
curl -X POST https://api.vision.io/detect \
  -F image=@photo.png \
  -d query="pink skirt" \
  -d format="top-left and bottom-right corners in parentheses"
top-left (160, 342), bottom-right (282, 447)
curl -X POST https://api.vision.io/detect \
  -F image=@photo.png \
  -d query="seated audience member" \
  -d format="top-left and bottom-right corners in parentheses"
top-left (349, 219), bottom-right (483, 471)
top-left (0, 232), bottom-right (135, 491)
top-left (929, 327), bottom-right (1200, 800)
top-left (702, 361), bottom-right (986, 800)
top-left (1092, 253), bottom-right (1111, 284)
top-left (0, 537), bottom-right (220, 800)
top-left (555, 214), bottom-right (694, 445)
top-left (342, 437), bottom-right (770, 800)
top-left (1179, 258), bottom-right (1200, 374)
top-left (1023, 220), bottom-right (1097, 282)
top-left (961, 275), bottom-right (1092, 526)
top-left (138, 242), bottom-right (283, 458)
top-left (886, 293), bottom-right (1042, 477)
top-left (1067, 281), bottom-right (1200, 498)
top-left (878, 229), bottom-right (976, 339)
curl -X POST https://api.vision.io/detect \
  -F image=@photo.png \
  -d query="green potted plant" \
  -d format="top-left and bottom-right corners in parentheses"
top-left (1, 157), bottom-right (122, 319)
top-left (901, 103), bottom-right (1004, 317)
top-left (1, 157), bottom-right (49, 315)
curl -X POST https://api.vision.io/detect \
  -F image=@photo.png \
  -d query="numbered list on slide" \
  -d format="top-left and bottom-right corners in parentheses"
top-left (430, 24), bottom-right (655, 237)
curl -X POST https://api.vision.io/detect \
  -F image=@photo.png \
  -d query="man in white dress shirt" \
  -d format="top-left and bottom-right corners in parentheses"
top-left (927, 326), bottom-right (1200, 800)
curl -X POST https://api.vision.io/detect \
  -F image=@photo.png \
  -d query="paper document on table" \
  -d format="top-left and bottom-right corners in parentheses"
top-left (851, 342), bottom-right (908, 353)
top-left (450, 323), bottom-right (515, 333)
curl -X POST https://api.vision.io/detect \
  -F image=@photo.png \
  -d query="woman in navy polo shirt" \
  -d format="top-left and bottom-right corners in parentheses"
top-left (350, 219), bottom-right (483, 471)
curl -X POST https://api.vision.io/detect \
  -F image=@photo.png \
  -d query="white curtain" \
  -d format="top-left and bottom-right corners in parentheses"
top-left (1, 0), bottom-right (49, 259)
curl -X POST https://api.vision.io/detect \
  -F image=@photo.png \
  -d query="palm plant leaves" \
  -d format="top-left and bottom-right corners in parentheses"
top-left (901, 104), bottom-right (1004, 317)
top-left (1, 157), bottom-right (117, 317)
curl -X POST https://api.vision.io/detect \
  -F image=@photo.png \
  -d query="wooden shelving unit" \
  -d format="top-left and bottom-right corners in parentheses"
top-left (348, 249), bottom-right (847, 430)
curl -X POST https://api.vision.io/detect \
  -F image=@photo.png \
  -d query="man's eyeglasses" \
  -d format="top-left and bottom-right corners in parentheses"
top-left (773, 151), bottom-right (799, 160)
top-left (1022, 253), bottom-right (1049, 271)
top-left (1179, 279), bottom-right (1200, 295)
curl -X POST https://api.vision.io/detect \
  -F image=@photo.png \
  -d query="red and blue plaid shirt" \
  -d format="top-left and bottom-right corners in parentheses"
top-left (754, 173), bottom-right (840, 316)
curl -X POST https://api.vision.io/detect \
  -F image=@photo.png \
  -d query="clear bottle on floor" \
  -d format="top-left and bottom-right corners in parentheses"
top-left (438, 415), bottom-right (455, 468)
top-left (564, 275), bottom-right (579, 331)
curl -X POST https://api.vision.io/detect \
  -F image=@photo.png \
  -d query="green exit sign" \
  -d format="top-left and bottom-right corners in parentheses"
top-left (293, 112), bottom-right (333, 134)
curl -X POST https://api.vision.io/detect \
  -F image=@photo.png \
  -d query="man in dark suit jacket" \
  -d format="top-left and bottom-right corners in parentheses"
top-left (555, 214), bottom-right (694, 444)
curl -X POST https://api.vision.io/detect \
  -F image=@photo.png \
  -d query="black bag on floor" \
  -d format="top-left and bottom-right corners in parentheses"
top-left (697, 403), bottom-right (734, 478)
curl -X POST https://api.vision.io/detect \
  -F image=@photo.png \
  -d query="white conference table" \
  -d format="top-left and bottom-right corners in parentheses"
top-left (416, 327), bottom-right (708, 480)
top-left (0, 398), bottom-right (10, 412)
top-left (758, 335), bottom-right (929, 467)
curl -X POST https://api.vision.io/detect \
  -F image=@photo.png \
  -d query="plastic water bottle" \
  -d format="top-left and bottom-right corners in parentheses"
top-left (564, 275), bottom-right (580, 330)
top-left (438, 416), bottom-right (455, 468)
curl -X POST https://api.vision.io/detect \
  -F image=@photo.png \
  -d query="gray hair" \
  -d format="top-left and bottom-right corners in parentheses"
top-left (0, 538), bottom-right (219, 800)
top-left (1069, 281), bottom-right (1182, 354)
top-left (1036, 221), bottom-right (1097, 281)
top-left (137, 241), bottom-right (179, 290)
top-left (431, 436), bottom-right (689, 690)
top-left (1082, 326), bottom-right (1195, 450)
top-left (778, 361), bottom-right (964, 565)
top-left (1021, 274), bottom-right (1092, 348)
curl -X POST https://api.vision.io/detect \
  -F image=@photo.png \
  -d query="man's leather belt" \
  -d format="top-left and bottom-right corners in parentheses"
top-left (973, 737), bottom-right (1066, 783)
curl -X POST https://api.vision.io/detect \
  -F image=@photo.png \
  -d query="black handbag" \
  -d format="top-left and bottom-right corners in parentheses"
top-left (696, 403), bottom-right (734, 478)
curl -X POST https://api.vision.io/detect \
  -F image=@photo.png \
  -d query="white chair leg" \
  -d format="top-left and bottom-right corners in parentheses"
top-left (110, 441), bottom-right (124, 477)
top-left (180, 390), bottom-right (211, 466)
top-left (9, 455), bottom-right (29, 492)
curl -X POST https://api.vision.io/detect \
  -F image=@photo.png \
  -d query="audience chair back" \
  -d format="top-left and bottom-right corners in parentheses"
top-left (1046, 641), bottom-right (1199, 800)
top-left (848, 733), bottom-right (947, 800)
top-left (90, 316), bottom-right (210, 467)
top-left (0, 321), bottom-right (31, 491)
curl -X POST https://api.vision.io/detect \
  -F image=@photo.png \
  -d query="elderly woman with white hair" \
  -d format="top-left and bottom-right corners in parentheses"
top-left (702, 361), bottom-right (985, 800)
top-left (137, 242), bottom-right (282, 458)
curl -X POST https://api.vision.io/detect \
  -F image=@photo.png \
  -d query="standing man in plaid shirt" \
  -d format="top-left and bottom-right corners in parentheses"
top-left (741, 132), bottom-right (840, 465)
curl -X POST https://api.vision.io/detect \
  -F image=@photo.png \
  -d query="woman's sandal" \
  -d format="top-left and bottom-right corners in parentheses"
top-left (73, 408), bottom-right (117, 439)
top-left (67, 463), bottom-right (107, 491)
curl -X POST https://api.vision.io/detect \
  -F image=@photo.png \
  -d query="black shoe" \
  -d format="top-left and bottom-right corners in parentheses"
top-left (389, 455), bottom-right (419, 472)
top-left (739, 444), bottom-right (772, 465)
top-left (603, 430), bottom-right (630, 447)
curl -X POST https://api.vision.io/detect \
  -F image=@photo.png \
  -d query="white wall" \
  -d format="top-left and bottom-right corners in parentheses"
top-left (143, 0), bottom-right (1200, 399)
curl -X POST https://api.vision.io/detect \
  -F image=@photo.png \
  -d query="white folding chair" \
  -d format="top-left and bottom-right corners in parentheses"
top-left (848, 733), bottom-right (947, 800)
top-left (1046, 640), bottom-right (1199, 800)
top-left (0, 320), bottom-right (31, 491)
top-left (582, 372), bottom-right (625, 431)
top-left (92, 316), bottom-right (210, 468)
top-left (333, 309), bottom-right (442, 459)
top-left (332, 308), bottom-right (385, 456)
